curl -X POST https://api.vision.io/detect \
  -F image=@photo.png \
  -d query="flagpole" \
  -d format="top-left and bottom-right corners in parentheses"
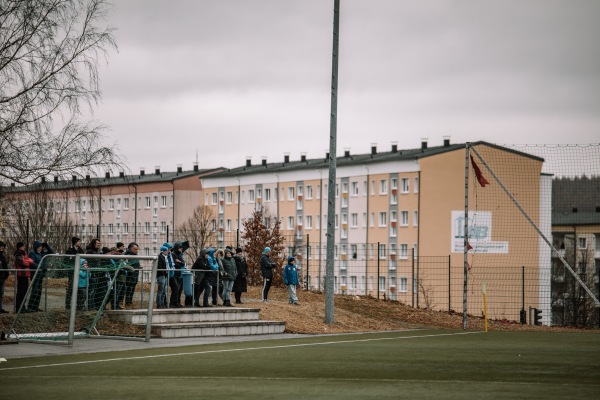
top-left (463, 143), bottom-right (470, 330)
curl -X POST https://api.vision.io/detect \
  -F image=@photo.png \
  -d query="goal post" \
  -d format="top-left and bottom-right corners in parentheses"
top-left (10, 253), bottom-right (158, 345)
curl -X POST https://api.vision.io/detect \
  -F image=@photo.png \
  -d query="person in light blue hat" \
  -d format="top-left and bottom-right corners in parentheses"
top-left (77, 259), bottom-right (89, 310)
top-left (260, 247), bottom-right (277, 302)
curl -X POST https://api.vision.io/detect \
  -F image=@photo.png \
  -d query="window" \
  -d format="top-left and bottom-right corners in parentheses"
top-left (578, 237), bottom-right (587, 249)
top-left (108, 224), bottom-right (114, 235)
top-left (144, 222), bottom-right (150, 234)
top-left (342, 182), bottom-right (348, 196)
top-left (306, 215), bottom-right (313, 229)
top-left (379, 179), bottom-right (387, 194)
top-left (401, 178), bottom-right (410, 193)
top-left (257, 188), bottom-right (262, 200)
top-left (226, 219), bottom-right (232, 231)
top-left (400, 244), bottom-right (408, 259)
top-left (391, 178), bottom-right (398, 190)
top-left (341, 195), bottom-right (348, 208)
top-left (351, 213), bottom-right (358, 228)
top-left (265, 189), bottom-right (271, 202)
top-left (124, 198), bottom-right (129, 209)
top-left (370, 180), bottom-right (375, 195)
top-left (378, 276), bottom-right (386, 291)
top-left (351, 276), bottom-right (357, 290)
top-left (211, 193), bottom-right (217, 205)
top-left (153, 208), bottom-right (158, 217)
top-left (161, 196), bottom-right (167, 207)
top-left (351, 181), bottom-right (359, 196)
top-left (123, 223), bottom-right (129, 234)
top-left (153, 196), bottom-right (158, 205)
top-left (288, 216), bottom-right (294, 230)
top-left (370, 212), bottom-right (374, 228)
top-left (378, 212), bottom-right (387, 227)
top-left (399, 277), bottom-right (408, 292)
top-left (288, 187), bottom-right (295, 200)
top-left (351, 244), bottom-right (358, 259)
top-left (109, 199), bottom-right (114, 210)
top-left (297, 215), bottom-right (303, 228)
top-left (75, 201), bottom-right (80, 212)
top-left (414, 177), bottom-right (419, 193)
top-left (401, 211), bottom-right (409, 226)
top-left (249, 189), bottom-right (255, 203)
top-left (306, 185), bottom-right (313, 199)
top-left (145, 197), bottom-right (151, 208)
top-left (413, 211), bottom-right (418, 226)
top-left (116, 209), bottom-right (121, 219)
top-left (227, 191), bottom-right (233, 204)
top-left (378, 243), bottom-right (386, 258)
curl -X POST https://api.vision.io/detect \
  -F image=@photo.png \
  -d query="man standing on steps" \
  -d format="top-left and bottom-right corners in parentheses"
top-left (260, 247), bottom-right (277, 302)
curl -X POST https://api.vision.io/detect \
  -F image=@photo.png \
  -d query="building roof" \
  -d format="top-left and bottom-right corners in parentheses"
top-left (551, 175), bottom-right (600, 226)
top-left (1, 167), bottom-right (225, 193)
top-left (203, 141), bottom-right (544, 179)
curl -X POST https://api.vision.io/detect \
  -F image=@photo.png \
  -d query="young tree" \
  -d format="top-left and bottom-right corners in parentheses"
top-left (241, 208), bottom-right (285, 286)
top-left (0, 0), bottom-right (123, 185)
top-left (176, 205), bottom-right (217, 261)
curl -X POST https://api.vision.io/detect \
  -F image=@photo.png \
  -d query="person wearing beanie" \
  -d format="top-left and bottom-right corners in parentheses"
top-left (284, 256), bottom-right (300, 305)
top-left (65, 236), bottom-right (84, 309)
top-left (27, 239), bottom-right (54, 312)
top-left (0, 241), bottom-right (9, 313)
top-left (260, 246), bottom-right (277, 302)
top-left (232, 247), bottom-right (248, 304)
top-left (219, 248), bottom-right (237, 306)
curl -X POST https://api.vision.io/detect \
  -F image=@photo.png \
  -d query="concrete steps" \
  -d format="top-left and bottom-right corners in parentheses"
top-left (107, 307), bottom-right (286, 338)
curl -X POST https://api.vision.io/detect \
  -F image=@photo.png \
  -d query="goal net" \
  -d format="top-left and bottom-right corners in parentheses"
top-left (465, 143), bottom-right (600, 327)
top-left (9, 253), bottom-right (158, 344)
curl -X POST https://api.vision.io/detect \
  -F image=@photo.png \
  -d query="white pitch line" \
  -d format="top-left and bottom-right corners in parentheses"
top-left (0, 330), bottom-right (483, 371)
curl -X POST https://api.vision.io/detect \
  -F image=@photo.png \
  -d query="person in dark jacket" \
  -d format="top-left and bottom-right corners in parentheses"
top-left (14, 242), bottom-right (34, 312)
top-left (65, 236), bottom-right (84, 309)
top-left (27, 240), bottom-right (54, 312)
top-left (192, 248), bottom-right (212, 307)
top-left (124, 242), bottom-right (141, 307)
top-left (283, 256), bottom-right (300, 305)
top-left (232, 247), bottom-right (248, 304)
top-left (85, 238), bottom-right (103, 309)
top-left (156, 246), bottom-right (170, 309)
top-left (219, 248), bottom-right (237, 307)
top-left (260, 247), bottom-right (277, 302)
top-left (0, 241), bottom-right (10, 313)
top-left (172, 241), bottom-right (190, 307)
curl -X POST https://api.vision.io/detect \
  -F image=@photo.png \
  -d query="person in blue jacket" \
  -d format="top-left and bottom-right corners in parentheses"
top-left (283, 256), bottom-right (300, 305)
top-left (77, 259), bottom-right (90, 310)
top-left (207, 248), bottom-right (220, 305)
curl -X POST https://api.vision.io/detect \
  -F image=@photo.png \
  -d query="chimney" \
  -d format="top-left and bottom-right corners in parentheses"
top-left (140, 168), bottom-right (145, 176)
top-left (119, 171), bottom-right (125, 178)
top-left (421, 138), bottom-right (428, 150)
top-left (246, 156), bottom-right (251, 167)
top-left (154, 166), bottom-right (160, 175)
top-left (41, 176), bottom-right (46, 184)
top-left (105, 172), bottom-right (110, 179)
top-left (54, 176), bottom-right (59, 184)
top-left (325, 152), bottom-right (329, 160)
top-left (11, 182), bottom-right (15, 187)
top-left (391, 141), bottom-right (398, 153)
top-left (72, 175), bottom-right (77, 181)
top-left (284, 152), bottom-right (290, 164)
top-left (261, 156), bottom-right (267, 166)
top-left (344, 148), bottom-right (350, 157)
top-left (177, 164), bottom-right (183, 173)
top-left (193, 162), bottom-right (199, 172)
top-left (371, 143), bottom-right (377, 155)
top-left (443, 135), bottom-right (451, 147)
top-left (301, 152), bottom-right (307, 162)
top-left (572, 207), bottom-right (578, 213)
top-left (85, 174), bottom-right (91, 181)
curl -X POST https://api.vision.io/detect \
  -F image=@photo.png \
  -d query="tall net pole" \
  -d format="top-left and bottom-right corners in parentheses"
top-left (325, 0), bottom-right (340, 324)
top-left (463, 144), bottom-right (470, 330)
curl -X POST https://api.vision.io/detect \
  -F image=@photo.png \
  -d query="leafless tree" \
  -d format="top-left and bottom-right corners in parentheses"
top-left (176, 205), bottom-right (217, 261)
top-left (0, 0), bottom-right (123, 185)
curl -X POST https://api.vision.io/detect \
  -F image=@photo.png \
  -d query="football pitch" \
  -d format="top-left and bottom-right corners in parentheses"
top-left (1, 329), bottom-right (598, 399)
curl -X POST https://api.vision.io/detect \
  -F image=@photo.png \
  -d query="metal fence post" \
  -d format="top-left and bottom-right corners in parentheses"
top-left (377, 242), bottom-right (380, 300)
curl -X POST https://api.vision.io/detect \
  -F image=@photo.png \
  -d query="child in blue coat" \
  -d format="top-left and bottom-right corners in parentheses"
top-left (77, 259), bottom-right (89, 310)
top-left (283, 257), bottom-right (299, 305)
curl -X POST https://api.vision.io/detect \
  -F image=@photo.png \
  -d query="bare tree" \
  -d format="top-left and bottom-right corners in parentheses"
top-left (176, 205), bottom-right (217, 261)
top-left (3, 187), bottom-right (76, 253)
top-left (0, 0), bottom-right (123, 185)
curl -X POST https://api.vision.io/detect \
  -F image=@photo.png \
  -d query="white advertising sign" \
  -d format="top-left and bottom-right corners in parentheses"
top-left (451, 211), bottom-right (508, 253)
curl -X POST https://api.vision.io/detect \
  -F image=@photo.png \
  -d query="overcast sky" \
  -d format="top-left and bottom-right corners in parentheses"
top-left (93, 0), bottom-right (600, 173)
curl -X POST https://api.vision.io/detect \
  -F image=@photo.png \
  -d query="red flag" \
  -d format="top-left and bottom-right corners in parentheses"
top-left (467, 241), bottom-right (473, 251)
top-left (465, 261), bottom-right (471, 272)
top-left (470, 155), bottom-right (489, 187)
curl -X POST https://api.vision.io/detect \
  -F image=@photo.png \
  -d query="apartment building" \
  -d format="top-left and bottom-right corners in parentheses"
top-left (200, 139), bottom-right (550, 321)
